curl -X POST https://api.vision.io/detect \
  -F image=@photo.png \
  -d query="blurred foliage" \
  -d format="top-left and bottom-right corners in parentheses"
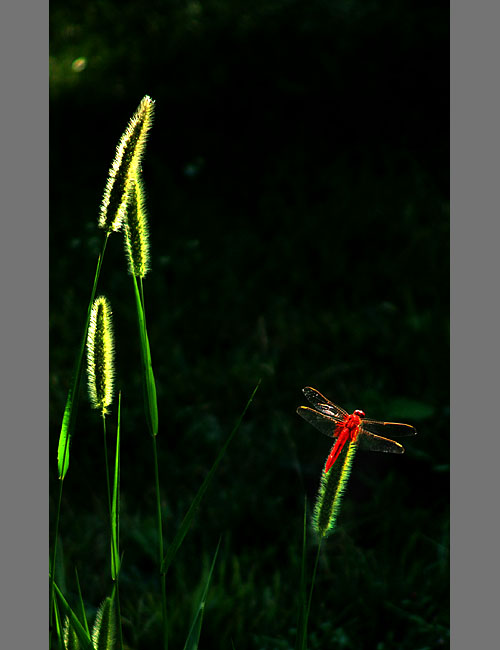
top-left (50, 1), bottom-right (449, 648)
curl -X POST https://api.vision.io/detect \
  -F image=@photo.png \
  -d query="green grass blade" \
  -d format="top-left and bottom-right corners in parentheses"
top-left (161, 381), bottom-right (260, 574)
top-left (57, 391), bottom-right (73, 480)
top-left (49, 532), bottom-right (66, 649)
top-left (53, 597), bottom-right (63, 649)
top-left (74, 567), bottom-right (90, 636)
top-left (52, 578), bottom-right (94, 650)
top-left (183, 539), bottom-right (221, 650)
top-left (111, 392), bottom-right (122, 579)
top-left (132, 273), bottom-right (158, 436)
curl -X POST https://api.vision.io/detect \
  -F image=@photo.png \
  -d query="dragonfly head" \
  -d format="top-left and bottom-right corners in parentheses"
top-left (353, 409), bottom-right (365, 418)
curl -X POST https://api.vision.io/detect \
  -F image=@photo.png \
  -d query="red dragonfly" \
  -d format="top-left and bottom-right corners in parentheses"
top-left (297, 387), bottom-right (417, 473)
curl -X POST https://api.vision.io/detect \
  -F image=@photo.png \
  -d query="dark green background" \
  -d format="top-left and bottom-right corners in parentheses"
top-left (50, 1), bottom-right (449, 648)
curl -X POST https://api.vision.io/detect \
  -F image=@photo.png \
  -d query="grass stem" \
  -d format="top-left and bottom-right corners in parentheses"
top-left (152, 434), bottom-right (168, 649)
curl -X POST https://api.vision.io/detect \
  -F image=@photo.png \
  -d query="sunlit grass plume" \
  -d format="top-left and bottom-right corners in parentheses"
top-left (313, 439), bottom-right (358, 539)
top-left (86, 295), bottom-right (115, 416)
top-left (99, 95), bottom-right (155, 233)
top-left (124, 175), bottom-right (151, 278)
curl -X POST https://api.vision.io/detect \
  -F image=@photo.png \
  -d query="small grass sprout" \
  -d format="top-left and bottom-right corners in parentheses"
top-left (124, 174), bottom-right (151, 277)
top-left (86, 295), bottom-right (115, 415)
top-left (99, 95), bottom-right (155, 233)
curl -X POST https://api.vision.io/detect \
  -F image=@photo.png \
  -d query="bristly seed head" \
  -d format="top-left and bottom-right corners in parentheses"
top-left (123, 174), bottom-right (151, 277)
top-left (86, 295), bottom-right (115, 415)
top-left (98, 95), bottom-right (155, 233)
top-left (312, 439), bottom-right (358, 538)
top-left (63, 616), bottom-right (79, 649)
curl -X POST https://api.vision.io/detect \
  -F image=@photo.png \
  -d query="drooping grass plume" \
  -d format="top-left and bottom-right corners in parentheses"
top-left (86, 296), bottom-right (115, 415)
top-left (313, 439), bottom-right (358, 538)
top-left (99, 95), bottom-right (155, 233)
top-left (124, 175), bottom-right (151, 278)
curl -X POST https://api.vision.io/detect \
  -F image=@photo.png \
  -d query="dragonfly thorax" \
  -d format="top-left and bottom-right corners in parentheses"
top-left (343, 411), bottom-right (364, 437)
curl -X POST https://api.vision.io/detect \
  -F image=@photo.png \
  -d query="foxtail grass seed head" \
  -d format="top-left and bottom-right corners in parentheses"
top-left (91, 597), bottom-right (116, 650)
top-left (99, 95), bottom-right (155, 233)
top-left (62, 616), bottom-right (79, 650)
top-left (312, 439), bottom-right (358, 538)
top-left (87, 296), bottom-right (115, 415)
top-left (124, 175), bottom-right (151, 277)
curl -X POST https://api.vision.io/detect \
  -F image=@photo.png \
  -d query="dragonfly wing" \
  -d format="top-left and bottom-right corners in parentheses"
top-left (358, 429), bottom-right (405, 454)
top-left (302, 387), bottom-right (349, 419)
top-left (361, 419), bottom-right (417, 438)
top-left (296, 406), bottom-right (342, 439)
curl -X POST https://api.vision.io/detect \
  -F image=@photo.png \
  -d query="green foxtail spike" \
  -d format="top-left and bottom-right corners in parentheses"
top-left (86, 296), bottom-right (115, 416)
top-left (99, 95), bottom-right (155, 233)
top-left (313, 439), bottom-right (358, 538)
top-left (123, 175), bottom-right (151, 278)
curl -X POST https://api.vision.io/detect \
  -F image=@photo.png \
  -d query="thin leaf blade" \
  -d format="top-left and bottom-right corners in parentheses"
top-left (74, 567), bottom-right (90, 637)
top-left (57, 390), bottom-right (73, 479)
top-left (111, 393), bottom-right (122, 579)
top-left (132, 274), bottom-right (158, 436)
top-left (183, 539), bottom-right (221, 650)
top-left (52, 579), bottom-right (94, 650)
top-left (161, 382), bottom-right (260, 574)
